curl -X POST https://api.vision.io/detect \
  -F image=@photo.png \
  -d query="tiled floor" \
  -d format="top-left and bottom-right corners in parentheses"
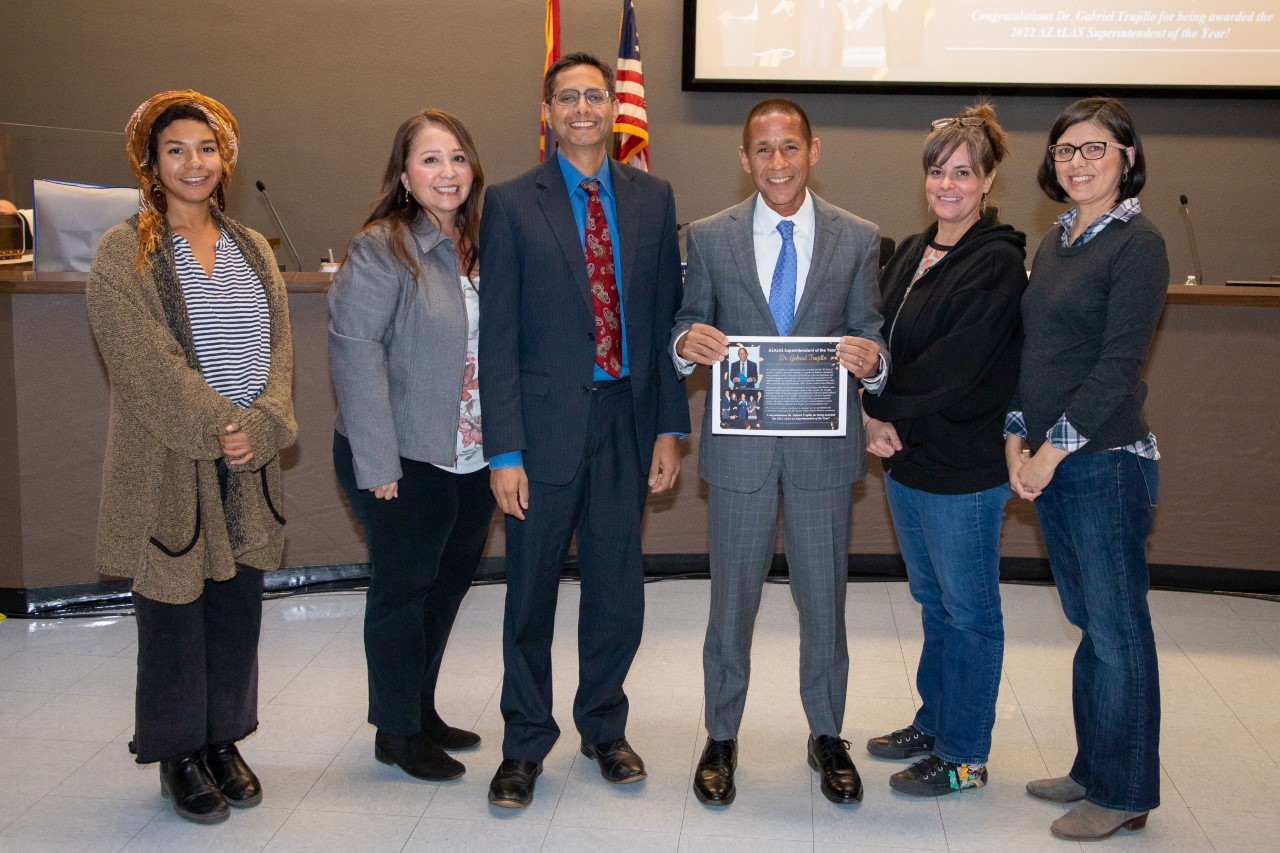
top-left (1, 579), bottom-right (1278, 852)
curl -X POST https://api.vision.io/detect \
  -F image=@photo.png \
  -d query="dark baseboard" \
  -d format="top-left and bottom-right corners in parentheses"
top-left (263, 562), bottom-right (371, 593)
top-left (2, 554), bottom-right (1276, 617)
top-left (0, 579), bottom-right (133, 618)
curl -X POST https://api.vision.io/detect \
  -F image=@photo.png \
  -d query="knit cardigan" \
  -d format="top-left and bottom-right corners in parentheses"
top-left (87, 212), bottom-right (297, 604)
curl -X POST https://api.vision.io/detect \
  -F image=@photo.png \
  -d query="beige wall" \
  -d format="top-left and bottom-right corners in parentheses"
top-left (2, 2), bottom-right (1278, 594)
top-left (3, 0), bottom-right (1278, 284)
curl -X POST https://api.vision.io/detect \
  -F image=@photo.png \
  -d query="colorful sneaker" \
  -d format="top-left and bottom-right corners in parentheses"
top-left (889, 755), bottom-right (987, 797)
top-left (866, 725), bottom-right (935, 760)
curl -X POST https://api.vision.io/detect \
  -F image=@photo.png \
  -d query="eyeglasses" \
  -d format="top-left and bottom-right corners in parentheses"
top-left (1049, 141), bottom-right (1114, 162)
top-left (548, 88), bottom-right (614, 107)
top-left (931, 116), bottom-right (985, 129)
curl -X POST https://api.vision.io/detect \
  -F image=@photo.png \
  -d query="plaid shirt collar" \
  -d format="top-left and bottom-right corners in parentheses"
top-left (1058, 197), bottom-right (1142, 248)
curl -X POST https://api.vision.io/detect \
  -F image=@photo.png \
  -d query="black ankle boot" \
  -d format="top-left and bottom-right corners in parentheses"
top-left (421, 709), bottom-right (481, 751)
top-left (374, 730), bottom-right (465, 780)
top-left (159, 751), bottom-right (229, 824)
top-left (204, 742), bottom-right (263, 807)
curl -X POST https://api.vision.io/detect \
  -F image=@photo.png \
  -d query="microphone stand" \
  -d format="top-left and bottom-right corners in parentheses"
top-left (256, 180), bottom-right (304, 272)
top-left (1179, 194), bottom-right (1205, 286)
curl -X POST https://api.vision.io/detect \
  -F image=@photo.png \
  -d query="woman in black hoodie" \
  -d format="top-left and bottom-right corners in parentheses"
top-left (861, 101), bottom-right (1027, 797)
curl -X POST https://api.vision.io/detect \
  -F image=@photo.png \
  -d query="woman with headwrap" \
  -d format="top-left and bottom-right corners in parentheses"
top-left (87, 90), bottom-right (296, 825)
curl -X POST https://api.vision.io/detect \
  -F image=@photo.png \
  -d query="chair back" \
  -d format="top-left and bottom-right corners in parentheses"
top-left (33, 179), bottom-right (140, 272)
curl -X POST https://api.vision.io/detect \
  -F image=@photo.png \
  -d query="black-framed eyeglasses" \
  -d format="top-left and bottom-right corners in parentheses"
top-left (1049, 141), bottom-right (1114, 162)
top-left (548, 88), bottom-right (613, 107)
top-left (931, 116), bottom-right (984, 129)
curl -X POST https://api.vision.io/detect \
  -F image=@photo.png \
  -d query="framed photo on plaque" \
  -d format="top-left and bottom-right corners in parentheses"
top-left (711, 337), bottom-right (847, 437)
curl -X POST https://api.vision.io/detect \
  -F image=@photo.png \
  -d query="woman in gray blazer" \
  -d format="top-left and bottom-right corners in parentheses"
top-left (330, 109), bottom-right (494, 781)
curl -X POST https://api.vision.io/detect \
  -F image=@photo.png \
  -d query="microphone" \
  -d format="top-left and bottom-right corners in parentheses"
top-left (1179, 194), bottom-right (1205, 286)
top-left (255, 180), bottom-right (304, 272)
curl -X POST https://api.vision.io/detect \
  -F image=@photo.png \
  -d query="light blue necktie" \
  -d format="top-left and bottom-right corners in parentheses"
top-left (769, 219), bottom-right (797, 335)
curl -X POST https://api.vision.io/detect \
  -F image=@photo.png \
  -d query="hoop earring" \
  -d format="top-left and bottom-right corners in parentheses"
top-left (1121, 169), bottom-right (1130, 184)
top-left (214, 183), bottom-right (226, 212)
top-left (149, 183), bottom-right (168, 214)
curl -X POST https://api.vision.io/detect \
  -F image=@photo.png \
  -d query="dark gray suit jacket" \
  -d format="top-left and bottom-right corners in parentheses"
top-left (672, 192), bottom-right (886, 493)
top-left (479, 157), bottom-right (690, 485)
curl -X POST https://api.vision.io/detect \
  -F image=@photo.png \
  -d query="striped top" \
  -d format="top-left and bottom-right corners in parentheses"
top-left (172, 230), bottom-right (271, 408)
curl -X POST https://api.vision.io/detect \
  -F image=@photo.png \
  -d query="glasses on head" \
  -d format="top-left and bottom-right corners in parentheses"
top-left (548, 88), bottom-right (613, 107)
top-left (1049, 141), bottom-right (1114, 162)
top-left (931, 116), bottom-right (985, 129)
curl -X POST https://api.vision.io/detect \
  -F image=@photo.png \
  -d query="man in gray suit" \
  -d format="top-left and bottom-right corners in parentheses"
top-left (672, 98), bottom-right (887, 806)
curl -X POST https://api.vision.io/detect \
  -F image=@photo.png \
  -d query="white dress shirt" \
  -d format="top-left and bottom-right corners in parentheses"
top-left (752, 189), bottom-right (815, 305)
top-left (674, 190), bottom-right (886, 387)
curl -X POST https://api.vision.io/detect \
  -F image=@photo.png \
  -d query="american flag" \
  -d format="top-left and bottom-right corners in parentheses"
top-left (540, 0), bottom-right (560, 163)
top-left (613, 0), bottom-right (649, 171)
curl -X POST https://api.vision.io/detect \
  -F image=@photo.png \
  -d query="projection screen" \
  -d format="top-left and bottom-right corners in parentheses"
top-left (683, 0), bottom-right (1280, 94)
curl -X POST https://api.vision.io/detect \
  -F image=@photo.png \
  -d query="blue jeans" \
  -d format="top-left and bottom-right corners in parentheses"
top-left (1035, 449), bottom-right (1160, 812)
top-left (885, 474), bottom-right (1008, 765)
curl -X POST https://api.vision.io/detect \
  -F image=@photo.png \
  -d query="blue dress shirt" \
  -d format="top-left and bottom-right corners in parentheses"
top-left (491, 153), bottom-right (633, 470)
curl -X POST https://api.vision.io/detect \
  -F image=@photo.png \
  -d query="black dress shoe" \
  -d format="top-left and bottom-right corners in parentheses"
top-left (488, 759), bottom-right (542, 808)
top-left (579, 737), bottom-right (647, 784)
top-left (421, 709), bottom-right (481, 751)
top-left (374, 729), bottom-right (465, 781)
top-left (159, 751), bottom-right (230, 824)
top-left (693, 737), bottom-right (737, 806)
top-left (204, 742), bottom-right (263, 807)
top-left (808, 735), bottom-right (863, 804)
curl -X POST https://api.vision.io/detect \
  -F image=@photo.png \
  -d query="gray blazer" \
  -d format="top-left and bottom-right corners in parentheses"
top-left (329, 215), bottom-right (472, 489)
top-left (672, 192), bottom-right (886, 493)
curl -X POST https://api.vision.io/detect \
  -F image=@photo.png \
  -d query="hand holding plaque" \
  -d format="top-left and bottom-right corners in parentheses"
top-left (835, 336), bottom-right (881, 380)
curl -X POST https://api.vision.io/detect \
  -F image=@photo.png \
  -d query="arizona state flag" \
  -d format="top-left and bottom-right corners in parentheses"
top-left (540, 0), bottom-right (561, 162)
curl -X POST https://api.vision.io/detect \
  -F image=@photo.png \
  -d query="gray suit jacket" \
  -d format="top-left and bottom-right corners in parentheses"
top-left (329, 216), bottom-right (470, 488)
top-left (672, 192), bottom-right (886, 493)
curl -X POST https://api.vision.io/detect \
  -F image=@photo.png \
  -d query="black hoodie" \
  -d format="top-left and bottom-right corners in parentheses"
top-left (863, 212), bottom-right (1028, 494)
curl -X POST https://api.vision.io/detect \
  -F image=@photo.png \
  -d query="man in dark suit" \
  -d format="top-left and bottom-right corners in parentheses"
top-left (724, 346), bottom-right (759, 388)
top-left (478, 52), bottom-right (689, 808)
top-left (672, 99), bottom-right (887, 807)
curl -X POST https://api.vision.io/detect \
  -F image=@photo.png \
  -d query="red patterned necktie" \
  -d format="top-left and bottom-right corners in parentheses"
top-left (581, 179), bottom-right (622, 378)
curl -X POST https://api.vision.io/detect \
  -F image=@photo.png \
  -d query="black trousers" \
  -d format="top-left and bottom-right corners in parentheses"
top-left (333, 431), bottom-right (495, 735)
top-left (499, 382), bottom-right (649, 762)
top-left (133, 566), bottom-right (264, 764)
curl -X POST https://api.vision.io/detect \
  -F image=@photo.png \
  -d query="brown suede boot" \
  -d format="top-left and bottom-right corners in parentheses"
top-left (1026, 774), bottom-right (1086, 802)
